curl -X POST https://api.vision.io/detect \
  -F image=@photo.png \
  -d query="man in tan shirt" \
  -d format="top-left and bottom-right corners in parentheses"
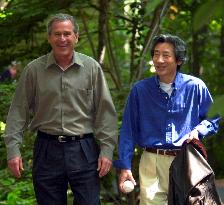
top-left (4, 13), bottom-right (117, 205)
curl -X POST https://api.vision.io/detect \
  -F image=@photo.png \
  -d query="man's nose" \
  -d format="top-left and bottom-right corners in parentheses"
top-left (157, 55), bottom-right (165, 62)
top-left (59, 34), bottom-right (66, 40)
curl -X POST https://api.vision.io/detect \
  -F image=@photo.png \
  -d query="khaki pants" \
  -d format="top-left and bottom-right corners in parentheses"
top-left (139, 151), bottom-right (175, 205)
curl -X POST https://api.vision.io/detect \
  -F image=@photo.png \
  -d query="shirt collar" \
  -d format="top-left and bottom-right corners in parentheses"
top-left (155, 72), bottom-right (182, 90)
top-left (46, 51), bottom-right (84, 69)
top-left (173, 72), bottom-right (182, 90)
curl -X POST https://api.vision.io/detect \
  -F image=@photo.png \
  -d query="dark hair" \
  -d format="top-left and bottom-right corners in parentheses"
top-left (150, 34), bottom-right (187, 70)
top-left (47, 13), bottom-right (79, 35)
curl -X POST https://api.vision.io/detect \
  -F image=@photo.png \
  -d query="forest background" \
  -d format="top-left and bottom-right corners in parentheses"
top-left (0, 0), bottom-right (224, 204)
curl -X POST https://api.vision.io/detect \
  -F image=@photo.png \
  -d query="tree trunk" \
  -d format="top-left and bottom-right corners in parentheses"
top-left (191, 32), bottom-right (201, 77)
top-left (106, 22), bottom-right (122, 89)
top-left (97, 0), bottom-right (110, 64)
top-left (191, 26), bottom-right (207, 77)
top-left (97, 0), bottom-right (122, 89)
top-left (80, 10), bottom-right (97, 59)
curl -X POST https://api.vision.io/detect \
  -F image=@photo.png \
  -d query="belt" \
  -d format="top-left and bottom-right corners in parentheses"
top-left (37, 130), bottom-right (93, 143)
top-left (145, 147), bottom-right (180, 156)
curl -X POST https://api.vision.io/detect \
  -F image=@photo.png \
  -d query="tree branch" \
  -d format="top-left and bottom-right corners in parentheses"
top-left (134, 0), bottom-right (170, 82)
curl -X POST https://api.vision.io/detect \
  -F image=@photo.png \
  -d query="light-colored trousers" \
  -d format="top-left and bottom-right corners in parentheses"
top-left (139, 151), bottom-right (175, 205)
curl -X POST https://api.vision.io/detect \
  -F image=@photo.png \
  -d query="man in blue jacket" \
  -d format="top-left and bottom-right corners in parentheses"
top-left (114, 34), bottom-right (220, 205)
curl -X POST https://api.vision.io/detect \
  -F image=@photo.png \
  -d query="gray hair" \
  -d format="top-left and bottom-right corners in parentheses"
top-left (150, 34), bottom-right (187, 70)
top-left (47, 13), bottom-right (79, 35)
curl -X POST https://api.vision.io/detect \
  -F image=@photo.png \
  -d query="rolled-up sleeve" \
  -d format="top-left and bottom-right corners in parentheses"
top-left (194, 83), bottom-right (221, 138)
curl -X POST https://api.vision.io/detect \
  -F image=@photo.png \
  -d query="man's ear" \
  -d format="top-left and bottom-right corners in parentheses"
top-left (75, 33), bottom-right (79, 43)
top-left (177, 61), bottom-right (182, 65)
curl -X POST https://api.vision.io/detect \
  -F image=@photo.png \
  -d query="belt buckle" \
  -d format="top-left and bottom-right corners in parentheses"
top-left (58, 135), bottom-right (66, 142)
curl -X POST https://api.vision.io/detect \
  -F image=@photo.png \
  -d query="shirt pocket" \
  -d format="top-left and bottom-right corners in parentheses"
top-left (74, 88), bottom-right (94, 114)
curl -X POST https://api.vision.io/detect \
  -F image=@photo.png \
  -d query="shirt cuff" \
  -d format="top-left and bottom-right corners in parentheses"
top-left (6, 145), bottom-right (21, 160)
top-left (113, 159), bottom-right (132, 170)
top-left (194, 120), bottom-right (214, 138)
top-left (100, 145), bottom-right (114, 161)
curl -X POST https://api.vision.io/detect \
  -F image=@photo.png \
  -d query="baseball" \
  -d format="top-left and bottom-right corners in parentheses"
top-left (123, 180), bottom-right (134, 193)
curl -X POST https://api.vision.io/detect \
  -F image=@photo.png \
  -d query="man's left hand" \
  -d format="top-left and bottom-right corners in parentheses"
top-left (97, 157), bottom-right (112, 178)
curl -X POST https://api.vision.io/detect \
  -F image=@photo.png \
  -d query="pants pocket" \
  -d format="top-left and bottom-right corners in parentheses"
top-left (80, 137), bottom-right (100, 163)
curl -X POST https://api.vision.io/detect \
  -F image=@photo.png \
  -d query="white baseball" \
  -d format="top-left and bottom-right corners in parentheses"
top-left (123, 180), bottom-right (134, 193)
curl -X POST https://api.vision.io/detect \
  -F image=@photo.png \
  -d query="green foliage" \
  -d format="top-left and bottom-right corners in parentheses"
top-left (208, 95), bottom-right (224, 118)
top-left (0, 83), bottom-right (16, 121)
top-left (6, 181), bottom-right (35, 205)
top-left (0, 83), bottom-right (16, 169)
top-left (0, 81), bottom-right (36, 204)
top-left (204, 120), bottom-right (224, 178)
top-left (0, 131), bottom-right (7, 170)
top-left (145, 0), bottom-right (161, 14)
top-left (193, 0), bottom-right (224, 32)
top-left (0, 163), bottom-right (36, 204)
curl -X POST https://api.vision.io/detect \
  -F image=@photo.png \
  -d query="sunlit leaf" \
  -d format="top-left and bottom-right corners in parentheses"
top-left (0, 121), bottom-right (6, 132)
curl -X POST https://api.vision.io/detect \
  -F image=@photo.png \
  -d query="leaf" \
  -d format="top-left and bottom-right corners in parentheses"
top-left (193, 0), bottom-right (224, 32)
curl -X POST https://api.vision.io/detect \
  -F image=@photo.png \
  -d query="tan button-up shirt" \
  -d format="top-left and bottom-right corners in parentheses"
top-left (4, 51), bottom-right (118, 160)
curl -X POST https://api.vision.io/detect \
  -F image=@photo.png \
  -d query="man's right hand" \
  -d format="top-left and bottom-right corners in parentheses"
top-left (7, 156), bottom-right (24, 178)
top-left (119, 169), bottom-right (136, 193)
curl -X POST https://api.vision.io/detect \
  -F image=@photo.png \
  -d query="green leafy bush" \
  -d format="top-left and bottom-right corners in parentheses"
top-left (0, 168), bottom-right (36, 205)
